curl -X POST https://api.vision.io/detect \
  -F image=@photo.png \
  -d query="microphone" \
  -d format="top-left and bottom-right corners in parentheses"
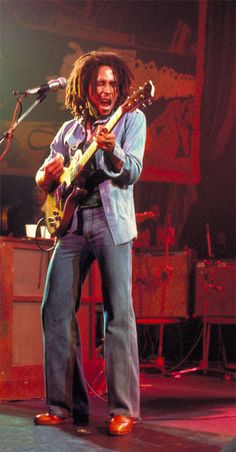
top-left (23, 77), bottom-right (67, 96)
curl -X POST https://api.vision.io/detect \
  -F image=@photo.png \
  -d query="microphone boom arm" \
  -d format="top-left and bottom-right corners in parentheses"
top-left (0, 92), bottom-right (47, 146)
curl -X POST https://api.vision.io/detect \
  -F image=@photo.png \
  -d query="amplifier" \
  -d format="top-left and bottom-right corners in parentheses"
top-left (194, 260), bottom-right (236, 318)
top-left (132, 250), bottom-right (191, 319)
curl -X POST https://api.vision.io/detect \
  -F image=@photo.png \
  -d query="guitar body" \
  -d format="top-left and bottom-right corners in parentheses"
top-left (45, 149), bottom-right (88, 236)
top-left (45, 186), bottom-right (87, 237)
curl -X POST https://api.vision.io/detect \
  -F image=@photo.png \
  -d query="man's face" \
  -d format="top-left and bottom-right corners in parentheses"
top-left (88, 65), bottom-right (118, 117)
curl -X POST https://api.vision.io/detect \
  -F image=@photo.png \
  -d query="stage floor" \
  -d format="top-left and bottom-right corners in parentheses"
top-left (1, 370), bottom-right (236, 451)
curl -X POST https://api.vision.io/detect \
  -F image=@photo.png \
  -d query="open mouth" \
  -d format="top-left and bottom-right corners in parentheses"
top-left (100, 98), bottom-right (112, 107)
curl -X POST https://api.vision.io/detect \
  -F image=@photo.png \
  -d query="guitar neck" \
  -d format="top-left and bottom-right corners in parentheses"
top-left (71, 105), bottom-right (123, 179)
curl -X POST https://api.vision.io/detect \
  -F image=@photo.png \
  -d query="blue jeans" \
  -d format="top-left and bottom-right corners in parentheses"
top-left (42, 207), bottom-right (140, 421)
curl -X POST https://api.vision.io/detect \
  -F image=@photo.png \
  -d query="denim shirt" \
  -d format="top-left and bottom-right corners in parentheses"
top-left (47, 109), bottom-right (146, 245)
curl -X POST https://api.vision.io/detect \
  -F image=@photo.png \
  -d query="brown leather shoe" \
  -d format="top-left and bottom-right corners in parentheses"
top-left (34, 412), bottom-right (65, 425)
top-left (108, 415), bottom-right (133, 436)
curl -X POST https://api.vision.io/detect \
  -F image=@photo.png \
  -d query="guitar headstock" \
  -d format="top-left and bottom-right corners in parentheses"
top-left (122, 80), bottom-right (155, 113)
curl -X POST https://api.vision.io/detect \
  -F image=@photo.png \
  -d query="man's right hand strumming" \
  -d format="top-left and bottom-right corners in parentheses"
top-left (36, 153), bottom-right (64, 191)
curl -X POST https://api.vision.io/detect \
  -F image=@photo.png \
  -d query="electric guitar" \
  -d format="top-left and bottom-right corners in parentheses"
top-left (45, 80), bottom-right (155, 237)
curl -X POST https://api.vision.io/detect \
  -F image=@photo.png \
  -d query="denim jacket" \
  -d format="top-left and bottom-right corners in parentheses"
top-left (47, 109), bottom-right (146, 245)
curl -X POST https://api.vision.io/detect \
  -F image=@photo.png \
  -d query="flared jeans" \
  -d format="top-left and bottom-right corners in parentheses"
top-left (41, 207), bottom-right (140, 421)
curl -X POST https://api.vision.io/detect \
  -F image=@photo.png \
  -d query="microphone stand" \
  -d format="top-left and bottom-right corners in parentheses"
top-left (155, 217), bottom-right (174, 369)
top-left (199, 224), bottom-right (231, 375)
top-left (200, 223), bottom-right (214, 371)
top-left (0, 93), bottom-right (47, 146)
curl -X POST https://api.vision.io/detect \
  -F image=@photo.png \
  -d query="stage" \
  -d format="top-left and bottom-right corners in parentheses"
top-left (1, 370), bottom-right (235, 452)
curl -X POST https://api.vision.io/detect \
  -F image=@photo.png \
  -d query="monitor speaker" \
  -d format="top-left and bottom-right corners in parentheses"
top-left (194, 260), bottom-right (236, 318)
top-left (132, 251), bottom-right (191, 319)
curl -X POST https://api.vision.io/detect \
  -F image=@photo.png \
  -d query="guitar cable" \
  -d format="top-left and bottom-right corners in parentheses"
top-left (35, 216), bottom-right (57, 252)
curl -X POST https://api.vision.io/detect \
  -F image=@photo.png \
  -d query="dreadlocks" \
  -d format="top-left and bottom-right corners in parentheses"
top-left (65, 51), bottom-right (134, 119)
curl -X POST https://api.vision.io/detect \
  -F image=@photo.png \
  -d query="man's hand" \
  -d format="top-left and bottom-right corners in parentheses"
top-left (94, 126), bottom-right (122, 172)
top-left (36, 153), bottom-right (64, 190)
top-left (44, 153), bottom-right (64, 182)
top-left (94, 126), bottom-right (115, 153)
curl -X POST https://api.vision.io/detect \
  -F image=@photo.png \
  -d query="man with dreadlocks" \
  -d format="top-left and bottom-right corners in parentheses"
top-left (34, 51), bottom-right (146, 436)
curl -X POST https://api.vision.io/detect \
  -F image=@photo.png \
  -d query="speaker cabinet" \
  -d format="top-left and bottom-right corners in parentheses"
top-left (194, 260), bottom-right (236, 318)
top-left (132, 250), bottom-right (191, 319)
top-left (0, 237), bottom-right (103, 400)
